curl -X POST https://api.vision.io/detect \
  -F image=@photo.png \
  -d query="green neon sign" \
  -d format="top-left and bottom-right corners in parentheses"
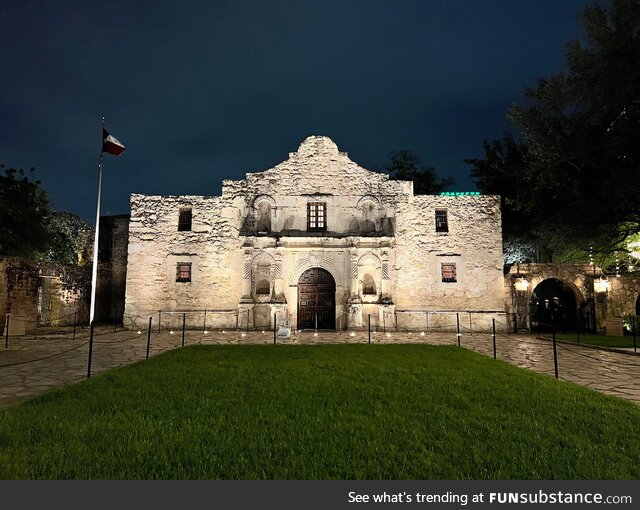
top-left (439, 191), bottom-right (481, 196)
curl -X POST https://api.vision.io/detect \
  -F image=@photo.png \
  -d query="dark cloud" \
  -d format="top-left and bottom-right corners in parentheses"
top-left (0, 0), bottom-right (592, 221)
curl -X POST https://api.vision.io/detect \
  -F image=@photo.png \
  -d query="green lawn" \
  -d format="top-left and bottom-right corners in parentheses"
top-left (554, 332), bottom-right (639, 349)
top-left (1, 344), bottom-right (639, 479)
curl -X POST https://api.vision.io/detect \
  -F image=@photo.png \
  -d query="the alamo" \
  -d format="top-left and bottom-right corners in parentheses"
top-left (124, 136), bottom-right (506, 332)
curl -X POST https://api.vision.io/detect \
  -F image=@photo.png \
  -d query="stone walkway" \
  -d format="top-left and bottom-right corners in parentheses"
top-left (0, 326), bottom-right (639, 408)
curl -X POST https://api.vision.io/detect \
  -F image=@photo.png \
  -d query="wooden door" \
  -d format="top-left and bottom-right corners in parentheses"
top-left (297, 268), bottom-right (335, 329)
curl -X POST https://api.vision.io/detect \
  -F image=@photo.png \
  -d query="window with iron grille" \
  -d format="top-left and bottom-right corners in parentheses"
top-left (178, 207), bottom-right (192, 231)
top-left (176, 262), bottom-right (192, 282)
top-left (441, 262), bottom-right (457, 283)
top-left (435, 208), bottom-right (448, 233)
top-left (307, 202), bottom-right (326, 231)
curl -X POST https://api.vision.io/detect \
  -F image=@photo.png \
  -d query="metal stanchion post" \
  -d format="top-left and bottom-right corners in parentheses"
top-left (87, 322), bottom-right (94, 378)
top-left (203, 309), bottom-right (207, 333)
top-left (246, 310), bottom-right (250, 333)
top-left (383, 312), bottom-right (386, 334)
top-left (456, 312), bottom-right (460, 347)
top-left (576, 315), bottom-right (580, 343)
top-left (426, 311), bottom-right (429, 334)
top-left (633, 316), bottom-right (637, 353)
top-left (146, 317), bottom-right (152, 359)
top-left (158, 310), bottom-right (161, 333)
top-left (492, 318), bottom-right (496, 359)
top-left (4, 314), bottom-right (9, 349)
top-left (368, 314), bottom-right (371, 344)
top-left (273, 313), bottom-right (277, 344)
top-left (182, 313), bottom-right (186, 347)
top-left (468, 312), bottom-right (472, 336)
top-left (73, 311), bottom-right (77, 341)
top-left (552, 319), bottom-right (559, 379)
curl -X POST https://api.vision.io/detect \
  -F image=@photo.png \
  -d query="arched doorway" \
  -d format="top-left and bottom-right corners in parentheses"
top-left (530, 278), bottom-right (579, 332)
top-left (298, 268), bottom-right (336, 329)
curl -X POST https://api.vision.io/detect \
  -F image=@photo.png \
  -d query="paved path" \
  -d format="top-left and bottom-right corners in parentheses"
top-left (0, 327), bottom-right (639, 408)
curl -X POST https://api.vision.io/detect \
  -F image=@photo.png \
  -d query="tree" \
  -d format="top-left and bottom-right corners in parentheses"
top-left (385, 150), bottom-right (454, 194)
top-left (467, 0), bottom-right (640, 266)
top-left (0, 165), bottom-right (50, 258)
top-left (39, 211), bottom-right (92, 266)
top-left (0, 164), bottom-right (91, 264)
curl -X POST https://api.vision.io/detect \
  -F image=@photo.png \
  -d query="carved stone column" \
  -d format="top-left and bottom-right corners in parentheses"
top-left (381, 250), bottom-right (392, 301)
top-left (273, 250), bottom-right (284, 298)
top-left (240, 249), bottom-right (253, 303)
top-left (349, 248), bottom-right (359, 299)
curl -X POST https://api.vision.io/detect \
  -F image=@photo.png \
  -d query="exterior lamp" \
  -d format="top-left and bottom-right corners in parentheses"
top-left (514, 277), bottom-right (529, 292)
top-left (594, 277), bottom-right (609, 294)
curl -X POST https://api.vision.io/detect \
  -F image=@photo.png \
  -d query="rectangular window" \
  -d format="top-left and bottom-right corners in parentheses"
top-left (435, 208), bottom-right (448, 233)
top-left (307, 202), bottom-right (326, 231)
top-left (441, 262), bottom-right (457, 283)
top-left (176, 262), bottom-right (192, 282)
top-left (178, 207), bottom-right (192, 231)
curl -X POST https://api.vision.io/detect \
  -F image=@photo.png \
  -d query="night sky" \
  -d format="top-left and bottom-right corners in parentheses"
top-left (1, 0), bottom-right (593, 223)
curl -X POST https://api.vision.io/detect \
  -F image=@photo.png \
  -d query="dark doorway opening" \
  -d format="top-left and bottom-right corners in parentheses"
top-left (530, 278), bottom-right (579, 332)
top-left (297, 268), bottom-right (336, 329)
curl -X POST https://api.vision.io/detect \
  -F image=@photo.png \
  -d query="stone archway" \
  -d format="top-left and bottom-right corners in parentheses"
top-left (530, 278), bottom-right (581, 332)
top-left (297, 268), bottom-right (336, 329)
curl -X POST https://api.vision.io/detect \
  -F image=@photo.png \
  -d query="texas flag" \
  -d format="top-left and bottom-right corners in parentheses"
top-left (102, 129), bottom-right (126, 156)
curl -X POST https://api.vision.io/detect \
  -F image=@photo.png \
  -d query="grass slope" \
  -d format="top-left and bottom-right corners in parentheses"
top-left (555, 333), bottom-right (638, 349)
top-left (1, 344), bottom-right (639, 479)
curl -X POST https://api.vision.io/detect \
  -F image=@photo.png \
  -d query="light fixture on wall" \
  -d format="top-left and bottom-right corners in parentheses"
top-left (514, 277), bottom-right (529, 292)
top-left (594, 277), bottom-right (609, 294)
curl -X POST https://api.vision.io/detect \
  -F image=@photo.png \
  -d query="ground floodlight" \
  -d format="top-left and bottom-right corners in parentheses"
top-left (137, 330), bottom-right (142, 335)
top-left (313, 332), bottom-right (318, 337)
top-left (241, 332), bottom-right (246, 337)
top-left (350, 332), bottom-right (355, 337)
top-left (420, 331), bottom-right (425, 336)
top-left (204, 330), bottom-right (208, 335)
top-left (169, 330), bottom-right (174, 335)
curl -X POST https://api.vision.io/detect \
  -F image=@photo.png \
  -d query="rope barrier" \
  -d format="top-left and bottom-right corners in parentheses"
top-left (0, 341), bottom-right (90, 368)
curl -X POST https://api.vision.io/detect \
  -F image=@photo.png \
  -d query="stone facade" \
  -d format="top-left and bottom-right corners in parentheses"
top-left (0, 257), bottom-right (90, 332)
top-left (96, 214), bottom-right (130, 322)
top-left (124, 136), bottom-right (506, 331)
top-left (506, 263), bottom-right (640, 334)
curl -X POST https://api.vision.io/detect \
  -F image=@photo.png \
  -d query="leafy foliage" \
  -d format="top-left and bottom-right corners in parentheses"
top-left (0, 165), bottom-right (50, 259)
top-left (0, 164), bottom-right (90, 264)
top-left (467, 0), bottom-right (640, 266)
top-left (385, 150), bottom-right (454, 194)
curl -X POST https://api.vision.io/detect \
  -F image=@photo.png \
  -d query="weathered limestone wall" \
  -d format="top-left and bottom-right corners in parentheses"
top-left (124, 194), bottom-right (244, 327)
top-left (607, 275), bottom-right (640, 318)
top-left (394, 195), bottom-right (506, 330)
top-left (124, 135), bottom-right (507, 331)
top-left (0, 257), bottom-right (90, 331)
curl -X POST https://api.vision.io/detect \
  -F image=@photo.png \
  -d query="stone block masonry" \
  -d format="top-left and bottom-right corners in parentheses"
top-left (124, 136), bottom-right (507, 331)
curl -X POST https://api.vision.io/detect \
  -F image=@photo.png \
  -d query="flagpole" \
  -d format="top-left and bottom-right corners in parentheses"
top-left (89, 116), bottom-right (105, 326)
top-left (87, 116), bottom-right (105, 377)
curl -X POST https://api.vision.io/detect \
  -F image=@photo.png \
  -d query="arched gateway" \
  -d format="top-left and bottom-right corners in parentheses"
top-left (297, 268), bottom-right (336, 329)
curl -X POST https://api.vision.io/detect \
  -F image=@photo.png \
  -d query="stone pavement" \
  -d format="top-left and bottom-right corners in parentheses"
top-left (0, 326), bottom-right (639, 409)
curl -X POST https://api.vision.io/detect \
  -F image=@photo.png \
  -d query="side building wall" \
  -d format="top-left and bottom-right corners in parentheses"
top-left (0, 257), bottom-right (90, 332)
top-left (394, 195), bottom-right (505, 331)
top-left (123, 194), bottom-right (244, 329)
